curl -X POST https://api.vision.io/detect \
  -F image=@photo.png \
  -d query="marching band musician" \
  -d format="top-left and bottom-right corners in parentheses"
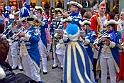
top-left (9, 10), bottom-right (23, 71)
top-left (52, 17), bottom-right (71, 69)
top-left (64, 24), bottom-right (95, 83)
top-left (116, 9), bottom-right (124, 81)
top-left (90, 0), bottom-right (110, 80)
top-left (69, 1), bottom-right (82, 27)
top-left (94, 20), bottom-right (121, 83)
top-left (0, 6), bottom-right (6, 28)
top-left (79, 19), bottom-right (96, 81)
top-left (35, 6), bottom-right (48, 74)
top-left (19, 6), bottom-right (44, 83)
top-left (50, 8), bottom-right (63, 69)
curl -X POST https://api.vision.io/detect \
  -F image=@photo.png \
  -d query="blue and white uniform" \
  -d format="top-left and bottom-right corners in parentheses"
top-left (50, 18), bottom-right (63, 68)
top-left (96, 29), bottom-right (121, 83)
top-left (69, 10), bottom-right (82, 27)
top-left (20, 25), bottom-right (41, 82)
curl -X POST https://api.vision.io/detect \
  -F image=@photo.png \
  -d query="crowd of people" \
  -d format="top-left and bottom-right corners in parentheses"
top-left (0, 0), bottom-right (124, 83)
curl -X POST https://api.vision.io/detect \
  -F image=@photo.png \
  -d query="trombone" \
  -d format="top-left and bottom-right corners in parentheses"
top-left (10, 26), bottom-right (25, 41)
top-left (1, 25), bottom-right (12, 38)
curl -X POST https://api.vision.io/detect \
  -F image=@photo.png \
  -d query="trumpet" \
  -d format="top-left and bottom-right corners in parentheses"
top-left (93, 31), bottom-right (109, 45)
top-left (12, 20), bottom-right (17, 27)
top-left (33, 19), bottom-right (41, 26)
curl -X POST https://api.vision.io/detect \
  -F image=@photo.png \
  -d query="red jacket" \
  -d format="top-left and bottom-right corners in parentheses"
top-left (90, 13), bottom-right (110, 35)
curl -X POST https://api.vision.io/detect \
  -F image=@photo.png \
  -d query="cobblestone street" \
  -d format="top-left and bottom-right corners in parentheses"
top-left (8, 51), bottom-right (124, 83)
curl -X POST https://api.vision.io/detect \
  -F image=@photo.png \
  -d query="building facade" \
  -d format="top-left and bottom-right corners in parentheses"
top-left (0, 0), bottom-right (120, 13)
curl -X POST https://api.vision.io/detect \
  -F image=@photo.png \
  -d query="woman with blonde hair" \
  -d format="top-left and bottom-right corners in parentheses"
top-left (83, 11), bottom-right (92, 19)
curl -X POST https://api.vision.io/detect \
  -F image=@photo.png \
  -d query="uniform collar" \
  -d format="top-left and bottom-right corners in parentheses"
top-left (70, 10), bottom-right (80, 16)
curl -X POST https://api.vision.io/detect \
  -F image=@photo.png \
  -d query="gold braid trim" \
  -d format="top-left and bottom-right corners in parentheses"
top-left (118, 44), bottom-right (123, 49)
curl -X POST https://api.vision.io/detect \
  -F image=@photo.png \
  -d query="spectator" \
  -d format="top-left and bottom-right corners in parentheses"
top-left (57, 0), bottom-right (63, 8)
top-left (109, 12), bottom-right (115, 19)
top-left (44, 1), bottom-right (50, 16)
top-left (114, 14), bottom-right (119, 21)
top-left (92, 0), bottom-right (97, 7)
top-left (83, 0), bottom-right (90, 8)
top-left (80, 8), bottom-right (86, 17)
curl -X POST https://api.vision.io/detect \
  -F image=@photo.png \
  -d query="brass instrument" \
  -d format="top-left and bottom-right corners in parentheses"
top-left (1, 25), bottom-right (12, 38)
top-left (93, 31), bottom-right (109, 45)
top-left (33, 19), bottom-right (41, 26)
top-left (11, 26), bottom-right (25, 41)
top-left (12, 20), bottom-right (17, 27)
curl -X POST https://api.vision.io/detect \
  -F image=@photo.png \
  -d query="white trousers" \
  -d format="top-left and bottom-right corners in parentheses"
top-left (38, 39), bottom-right (47, 58)
top-left (100, 54), bottom-right (116, 83)
top-left (21, 55), bottom-right (41, 82)
top-left (10, 41), bottom-right (20, 67)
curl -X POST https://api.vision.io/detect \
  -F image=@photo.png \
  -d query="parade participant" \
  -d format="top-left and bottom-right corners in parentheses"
top-left (8, 6), bottom-right (16, 26)
top-left (19, 6), bottom-right (43, 83)
top-left (0, 37), bottom-right (38, 83)
top-left (90, 0), bottom-right (110, 80)
top-left (79, 19), bottom-right (96, 81)
top-left (35, 6), bottom-right (48, 74)
top-left (0, 6), bottom-right (6, 28)
top-left (52, 17), bottom-right (71, 69)
top-left (94, 20), bottom-right (121, 83)
top-left (64, 24), bottom-right (94, 83)
top-left (3, 6), bottom-right (11, 23)
top-left (91, 4), bottom-right (99, 15)
top-left (90, 0), bottom-right (110, 35)
top-left (9, 10), bottom-right (23, 71)
top-left (116, 9), bottom-right (124, 81)
top-left (69, 1), bottom-right (82, 27)
top-left (49, 8), bottom-right (63, 69)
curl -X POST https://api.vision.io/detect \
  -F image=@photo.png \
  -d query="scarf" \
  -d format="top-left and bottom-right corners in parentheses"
top-left (70, 10), bottom-right (80, 17)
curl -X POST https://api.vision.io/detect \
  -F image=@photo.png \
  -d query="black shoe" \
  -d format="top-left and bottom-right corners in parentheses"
top-left (50, 49), bottom-right (53, 52)
top-left (12, 66), bottom-right (18, 70)
top-left (52, 65), bottom-right (58, 69)
top-left (61, 80), bottom-right (63, 83)
top-left (43, 72), bottom-right (47, 74)
top-left (60, 67), bottom-right (63, 70)
top-left (37, 81), bottom-right (44, 83)
top-left (19, 69), bottom-right (23, 71)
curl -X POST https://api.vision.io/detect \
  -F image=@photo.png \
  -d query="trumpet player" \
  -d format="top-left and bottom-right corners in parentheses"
top-left (35, 6), bottom-right (48, 74)
top-left (79, 19), bottom-right (96, 81)
top-left (94, 20), bottom-right (121, 83)
top-left (9, 10), bottom-right (23, 71)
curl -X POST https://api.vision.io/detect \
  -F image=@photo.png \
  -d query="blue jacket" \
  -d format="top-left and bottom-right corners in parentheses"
top-left (39, 18), bottom-right (48, 48)
top-left (98, 30), bottom-right (122, 69)
top-left (69, 10), bottom-right (82, 27)
top-left (84, 29), bottom-right (96, 64)
top-left (50, 18), bottom-right (62, 39)
top-left (24, 25), bottom-right (41, 67)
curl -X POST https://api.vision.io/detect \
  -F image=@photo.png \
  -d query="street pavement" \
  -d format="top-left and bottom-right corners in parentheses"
top-left (8, 51), bottom-right (124, 83)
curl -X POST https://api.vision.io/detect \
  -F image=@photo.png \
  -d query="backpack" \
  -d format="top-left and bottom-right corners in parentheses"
top-left (0, 61), bottom-right (17, 83)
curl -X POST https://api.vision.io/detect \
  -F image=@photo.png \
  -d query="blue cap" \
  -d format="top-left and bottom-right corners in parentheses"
top-left (20, 6), bottom-right (30, 18)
